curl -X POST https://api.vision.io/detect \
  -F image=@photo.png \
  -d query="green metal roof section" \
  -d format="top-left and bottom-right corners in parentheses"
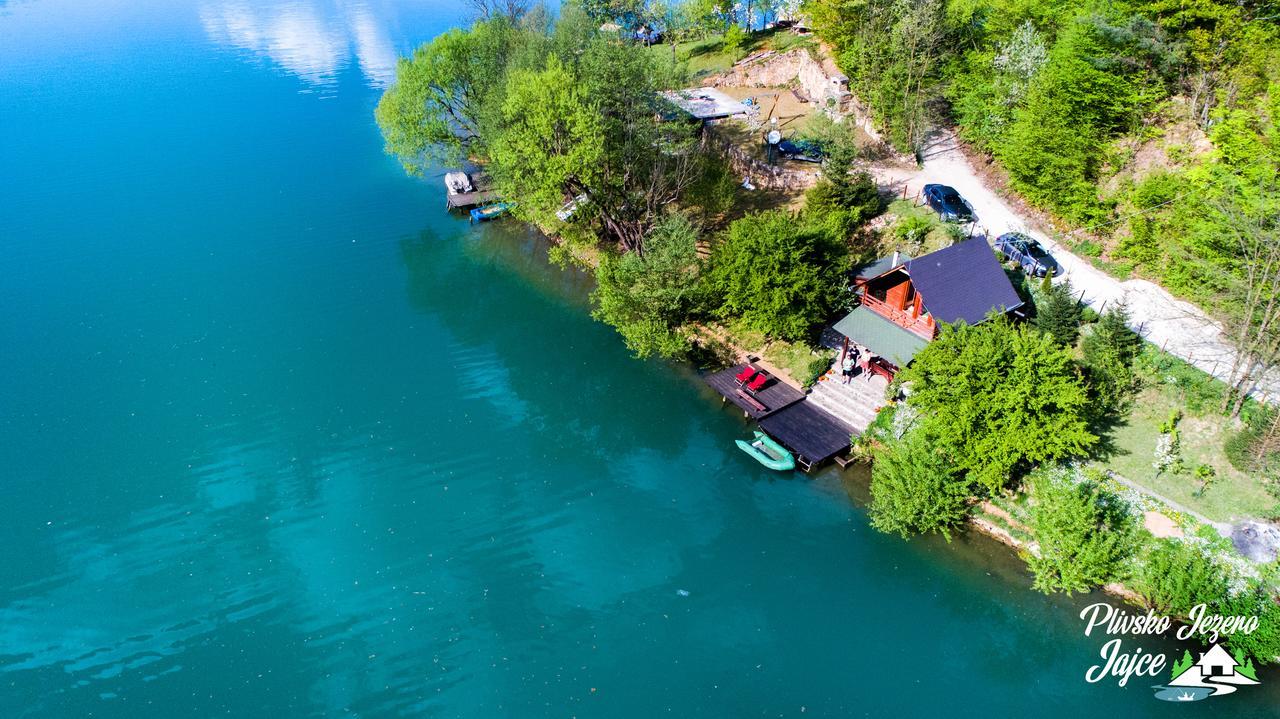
top-left (831, 306), bottom-right (930, 367)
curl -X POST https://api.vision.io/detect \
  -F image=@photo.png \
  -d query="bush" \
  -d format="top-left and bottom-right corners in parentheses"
top-left (891, 213), bottom-right (933, 254)
top-left (706, 210), bottom-right (850, 341)
top-left (899, 318), bottom-right (1096, 494)
top-left (722, 24), bottom-right (746, 56)
top-left (804, 171), bottom-right (880, 242)
top-left (763, 341), bottom-right (835, 388)
top-left (869, 431), bottom-right (974, 540)
top-left (1027, 468), bottom-right (1138, 594)
top-left (1132, 539), bottom-right (1229, 615)
top-left (1074, 240), bottom-right (1104, 257)
top-left (1214, 588), bottom-right (1280, 664)
top-left (1225, 407), bottom-right (1280, 478)
top-left (1134, 538), bottom-right (1280, 663)
top-left (1135, 345), bottom-right (1226, 414)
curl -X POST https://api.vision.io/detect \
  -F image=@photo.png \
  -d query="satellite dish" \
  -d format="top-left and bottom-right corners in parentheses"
top-left (766, 130), bottom-right (782, 145)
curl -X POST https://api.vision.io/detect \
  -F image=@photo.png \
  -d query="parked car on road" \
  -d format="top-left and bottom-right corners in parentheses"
top-left (995, 232), bottom-right (1060, 278)
top-left (922, 183), bottom-right (973, 222)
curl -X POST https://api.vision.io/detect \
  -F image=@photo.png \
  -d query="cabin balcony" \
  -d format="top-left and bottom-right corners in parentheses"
top-left (860, 294), bottom-right (936, 340)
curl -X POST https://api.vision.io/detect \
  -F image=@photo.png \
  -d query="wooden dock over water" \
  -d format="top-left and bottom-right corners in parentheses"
top-left (447, 189), bottom-right (498, 209)
top-left (760, 402), bottom-right (854, 471)
top-left (444, 170), bottom-right (498, 209)
top-left (703, 363), bottom-right (856, 471)
top-left (703, 365), bottom-right (804, 420)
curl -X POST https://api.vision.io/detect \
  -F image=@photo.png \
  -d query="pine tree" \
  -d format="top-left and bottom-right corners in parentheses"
top-left (1034, 279), bottom-right (1083, 346)
top-left (1082, 302), bottom-right (1142, 416)
top-left (1040, 266), bottom-right (1055, 295)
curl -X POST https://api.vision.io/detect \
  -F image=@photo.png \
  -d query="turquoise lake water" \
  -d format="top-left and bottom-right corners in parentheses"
top-left (2, 1), bottom-right (1278, 716)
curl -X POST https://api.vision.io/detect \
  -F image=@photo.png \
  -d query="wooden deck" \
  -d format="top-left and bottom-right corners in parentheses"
top-left (759, 401), bottom-right (854, 470)
top-left (446, 189), bottom-right (498, 209)
top-left (444, 170), bottom-right (498, 209)
top-left (703, 365), bottom-right (804, 420)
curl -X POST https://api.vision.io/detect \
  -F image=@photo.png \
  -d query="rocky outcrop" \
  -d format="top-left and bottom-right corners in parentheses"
top-left (1231, 521), bottom-right (1280, 563)
top-left (708, 44), bottom-right (884, 144)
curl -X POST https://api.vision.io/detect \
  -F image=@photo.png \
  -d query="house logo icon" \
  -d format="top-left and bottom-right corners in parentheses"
top-left (1152, 643), bottom-right (1260, 701)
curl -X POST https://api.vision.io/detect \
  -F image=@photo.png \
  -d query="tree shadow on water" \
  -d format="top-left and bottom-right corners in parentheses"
top-left (397, 227), bottom-right (702, 456)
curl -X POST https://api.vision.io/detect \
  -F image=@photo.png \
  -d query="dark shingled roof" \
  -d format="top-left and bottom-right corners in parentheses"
top-left (853, 252), bottom-right (911, 282)
top-left (905, 237), bottom-right (1023, 325)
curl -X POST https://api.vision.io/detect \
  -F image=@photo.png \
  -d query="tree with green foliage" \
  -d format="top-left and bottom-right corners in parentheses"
top-left (679, 0), bottom-right (732, 40)
top-left (1026, 468), bottom-right (1138, 594)
top-left (489, 56), bottom-right (607, 224)
top-left (578, 0), bottom-right (649, 23)
top-left (706, 210), bottom-right (850, 341)
top-left (567, 37), bottom-right (712, 252)
top-left (997, 21), bottom-right (1140, 222)
top-left (467, 0), bottom-right (531, 20)
top-left (803, 167), bottom-right (880, 243)
top-left (808, 0), bottom-right (949, 153)
top-left (869, 430), bottom-right (973, 540)
top-left (375, 18), bottom-right (519, 171)
top-left (1081, 302), bottom-right (1143, 416)
top-left (1033, 280), bottom-right (1084, 347)
top-left (592, 213), bottom-right (704, 358)
top-left (380, 10), bottom-right (716, 253)
top-left (900, 318), bottom-right (1096, 493)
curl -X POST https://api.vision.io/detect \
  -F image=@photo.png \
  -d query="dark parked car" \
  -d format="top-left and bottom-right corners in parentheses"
top-left (777, 139), bottom-right (823, 163)
top-left (995, 232), bottom-right (1060, 278)
top-left (922, 183), bottom-right (973, 222)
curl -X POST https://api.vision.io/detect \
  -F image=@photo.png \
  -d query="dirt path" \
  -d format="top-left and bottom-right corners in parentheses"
top-left (866, 130), bottom-right (1280, 402)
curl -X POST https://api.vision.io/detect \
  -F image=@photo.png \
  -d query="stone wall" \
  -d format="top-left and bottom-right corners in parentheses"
top-left (710, 130), bottom-right (820, 191)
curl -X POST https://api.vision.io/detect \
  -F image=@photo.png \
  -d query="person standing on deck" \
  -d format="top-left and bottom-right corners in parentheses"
top-left (862, 352), bottom-right (878, 382)
top-left (841, 350), bottom-right (858, 384)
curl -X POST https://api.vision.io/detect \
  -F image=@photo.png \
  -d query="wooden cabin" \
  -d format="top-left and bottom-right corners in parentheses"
top-left (834, 237), bottom-right (1024, 378)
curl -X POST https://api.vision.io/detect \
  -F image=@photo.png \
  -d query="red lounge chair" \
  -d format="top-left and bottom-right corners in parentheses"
top-left (745, 372), bottom-right (768, 394)
top-left (733, 366), bottom-right (756, 386)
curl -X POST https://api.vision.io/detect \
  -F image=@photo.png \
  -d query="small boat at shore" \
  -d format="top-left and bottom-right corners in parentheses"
top-left (736, 431), bottom-right (795, 471)
top-left (470, 202), bottom-right (513, 222)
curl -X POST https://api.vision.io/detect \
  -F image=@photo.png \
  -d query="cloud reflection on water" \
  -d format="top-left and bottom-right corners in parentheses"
top-left (199, 0), bottom-right (399, 90)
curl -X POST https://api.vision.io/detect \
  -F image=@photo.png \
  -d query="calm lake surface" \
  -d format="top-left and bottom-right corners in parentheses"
top-left (1, 1), bottom-right (1277, 716)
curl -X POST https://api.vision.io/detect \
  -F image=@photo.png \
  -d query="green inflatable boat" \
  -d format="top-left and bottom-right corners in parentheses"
top-left (735, 431), bottom-right (795, 471)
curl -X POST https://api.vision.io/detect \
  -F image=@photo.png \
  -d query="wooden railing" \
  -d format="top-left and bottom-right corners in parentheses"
top-left (861, 294), bottom-right (936, 339)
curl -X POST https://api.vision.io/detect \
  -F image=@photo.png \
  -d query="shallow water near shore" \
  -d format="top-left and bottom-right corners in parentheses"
top-left (2, 1), bottom-right (1279, 716)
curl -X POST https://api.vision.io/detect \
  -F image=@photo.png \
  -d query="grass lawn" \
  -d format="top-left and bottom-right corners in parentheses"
top-left (715, 318), bottom-right (834, 387)
top-left (1090, 383), bottom-right (1275, 523)
top-left (880, 199), bottom-right (964, 256)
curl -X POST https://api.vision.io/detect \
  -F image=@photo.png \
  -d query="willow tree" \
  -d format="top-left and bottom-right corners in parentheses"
top-left (1026, 468), bottom-right (1137, 594)
top-left (374, 18), bottom-right (519, 172)
top-left (488, 57), bottom-right (606, 225)
top-left (488, 35), bottom-right (708, 252)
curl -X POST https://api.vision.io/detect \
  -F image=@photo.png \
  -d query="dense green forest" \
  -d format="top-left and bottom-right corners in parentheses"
top-left (808, 0), bottom-right (1280, 304)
